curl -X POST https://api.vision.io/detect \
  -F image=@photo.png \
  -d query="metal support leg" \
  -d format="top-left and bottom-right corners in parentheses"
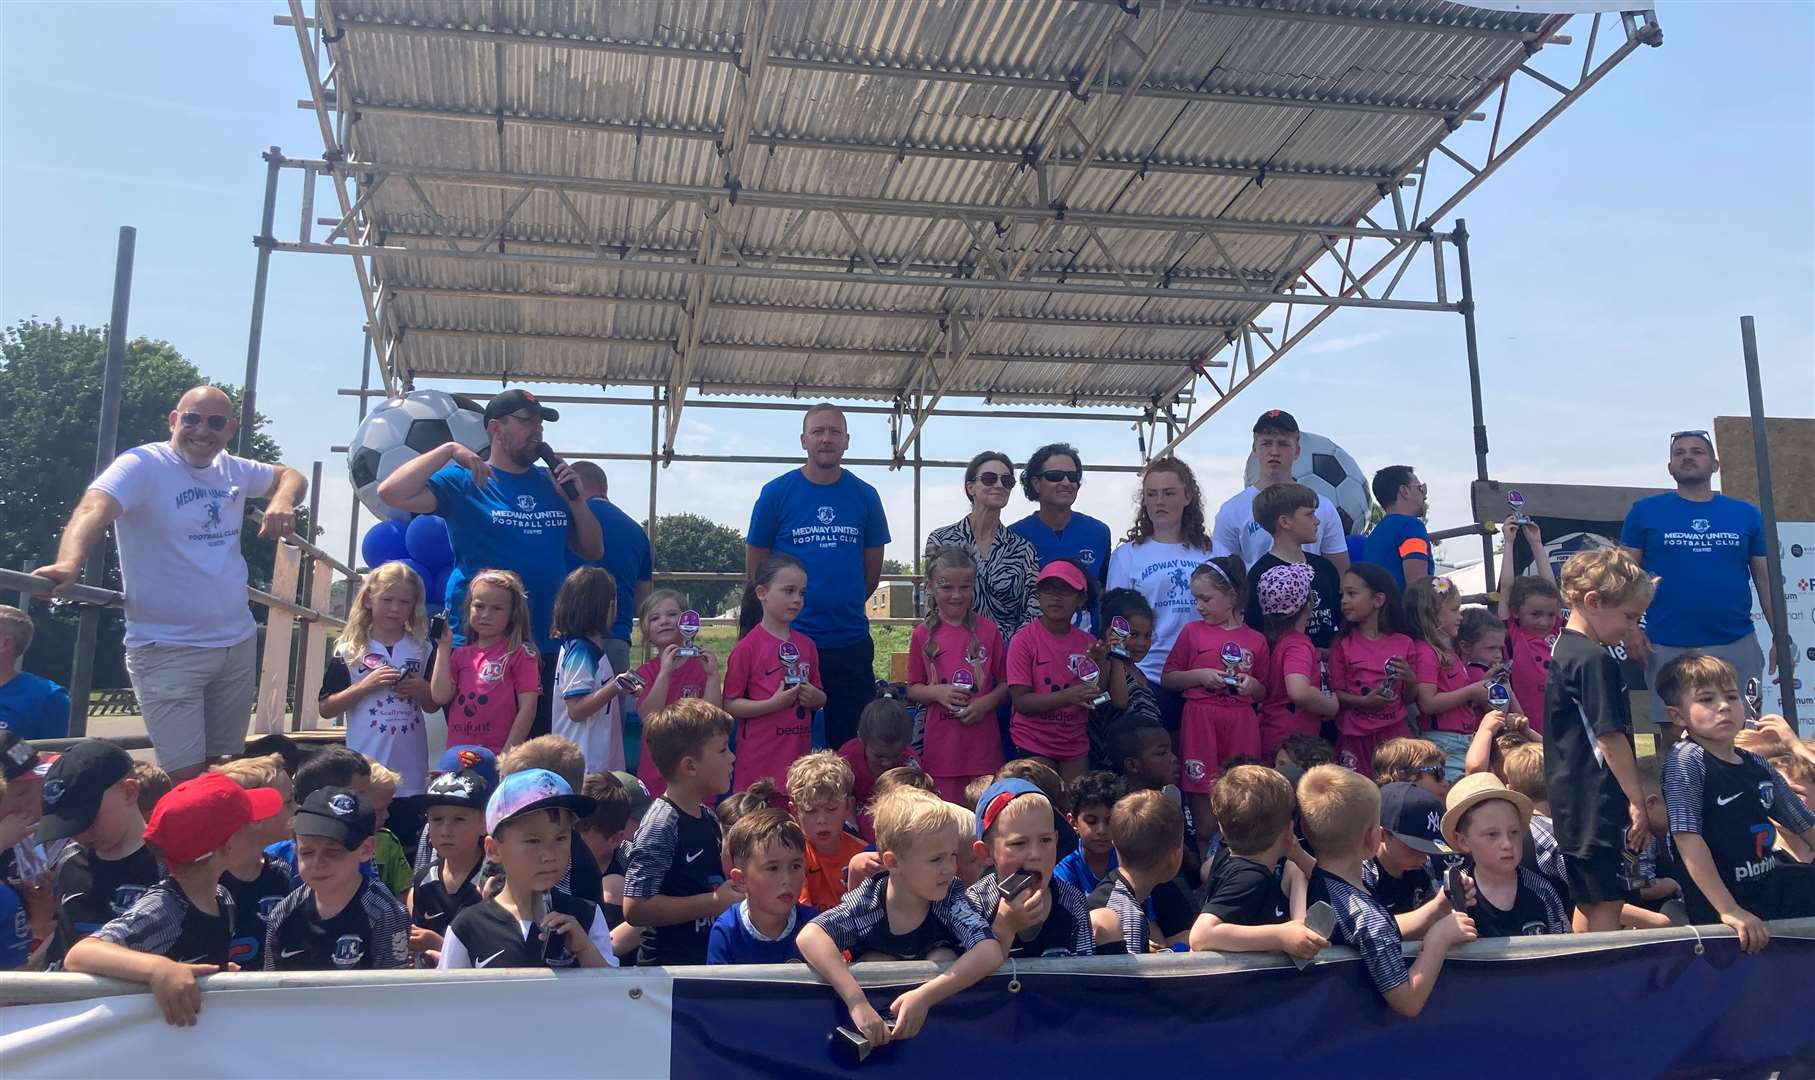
top-left (347, 332), bottom-right (372, 569)
top-left (240, 147), bottom-right (284, 453)
top-left (1453, 219), bottom-right (1495, 576)
top-left (1740, 316), bottom-right (1798, 729)
top-left (69, 226), bottom-right (136, 736)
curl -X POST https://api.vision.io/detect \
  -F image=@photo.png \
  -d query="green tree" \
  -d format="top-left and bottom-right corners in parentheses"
top-left (0, 319), bottom-right (301, 686)
top-left (646, 512), bottom-right (747, 617)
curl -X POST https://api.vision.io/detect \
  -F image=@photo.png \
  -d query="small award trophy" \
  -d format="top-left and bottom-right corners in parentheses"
top-left (615, 671), bottom-right (646, 695)
top-left (1507, 489), bottom-right (1531, 526)
top-left (1219, 642), bottom-right (1245, 693)
top-left (1380, 657), bottom-right (1401, 702)
top-left (1744, 677), bottom-right (1763, 728)
top-left (1107, 616), bottom-right (1132, 661)
top-left (951, 665), bottom-right (976, 707)
top-left (779, 641), bottom-right (803, 687)
top-left (1077, 658), bottom-right (1109, 707)
top-left (1319, 658), bottom-right (1331, 694)
top-left (1487, 681), bottom-right (1510, 711)
top-left (676, 610), bottom-right (701, 657)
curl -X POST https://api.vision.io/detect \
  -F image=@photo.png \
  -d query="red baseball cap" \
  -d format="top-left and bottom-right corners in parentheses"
top-left (1036, 560), bottom-right (1088, 592)
top-left (144, 773), bottom-right (283, 865)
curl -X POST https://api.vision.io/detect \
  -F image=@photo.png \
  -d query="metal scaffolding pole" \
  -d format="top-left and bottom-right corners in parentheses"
top-left (1454, 219), bottom-right (1496, 576)
top-left (1739, 316), bottom-right (1798, 729)
top-left (240, 148), bottom-right (284, 454)
top-left (346, 332), bottom-right (372, 570)
top-left (68, 227), bottom-right (136, 736)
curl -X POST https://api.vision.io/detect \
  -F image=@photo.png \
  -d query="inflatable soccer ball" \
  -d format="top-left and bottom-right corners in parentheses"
top-left (347, 390), bottom-right (488, 521)
top-left (1242, 430), bottom-right (1370, 529)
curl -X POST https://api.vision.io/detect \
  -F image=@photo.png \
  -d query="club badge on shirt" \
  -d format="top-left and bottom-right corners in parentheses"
top-left (479, 658), bottom-right (505, 684)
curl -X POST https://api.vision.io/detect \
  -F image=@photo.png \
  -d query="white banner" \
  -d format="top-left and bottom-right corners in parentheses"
top-left (1753, 521), bottom-right (1815, 736)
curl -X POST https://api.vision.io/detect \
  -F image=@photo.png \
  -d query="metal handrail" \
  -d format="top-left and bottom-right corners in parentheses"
top-left (3, 568), bottom-right (345, 630)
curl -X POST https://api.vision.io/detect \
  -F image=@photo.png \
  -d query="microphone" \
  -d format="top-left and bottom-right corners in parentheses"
top-left (536, 442), bottom-right (580, 499)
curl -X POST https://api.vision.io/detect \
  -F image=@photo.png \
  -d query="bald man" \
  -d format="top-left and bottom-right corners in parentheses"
top-left (35, 386), bottom-right (307, 779)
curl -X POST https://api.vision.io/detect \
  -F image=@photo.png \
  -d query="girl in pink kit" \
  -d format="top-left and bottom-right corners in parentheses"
top-left (1495, 517), bottom-right (1561, 735)
top-left (1327, 564), bottom-right (1413, 777)
top-left (907, 546), bottom-right (1009, 802)
top-left (724, 555), bottom-right (826, 793)
top-left (1006, 559), bottom-right (1102, 782)
top-left (1255, 562), bottom-right (1337, 762)
top-left (1162, 556), bottom-right (1267, 834)
top-left (634, 588), bottom-right (725, 796)
top-left (1404, 576), bottom-right (1492, 780)
top-left (429, 569), bottom-right (540, 755)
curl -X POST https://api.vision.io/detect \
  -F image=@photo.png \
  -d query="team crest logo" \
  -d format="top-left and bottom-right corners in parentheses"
top-left (1427, 811), bottom-right (1441, 833)
top-left (328, 792), bottom-right (359, 816)
top-left (480, 659), bottom-right (505, 683)
top-left (332, 934), bottom-right (366, 966)
top-left (517, 494), bottom-right (537, 511)
top-left (1759, 780), bottom-right (1775, 807)
top-left (1520, 921), bottom-right (1549, 936)
top-left (203, 502), bottom-right (223, 529)
top-left (1077, 549), bottom-right (1096, 565)
top-left (113, 884), bottom-right (148, 914)
top-left (1183, 759), bottom-right (1207, 783)
top-left (42, 778), bottom-right (64, 807)
top-left (257, 896), bottom-right (283, 923)
top-left (816, 506), bottom-right (836, 524)
top-left (1691, 518), bottom-right (1710, 532)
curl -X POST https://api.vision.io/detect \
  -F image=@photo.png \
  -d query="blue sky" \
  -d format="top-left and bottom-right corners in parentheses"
top-left (4, 3), bottom-right (1811, 570)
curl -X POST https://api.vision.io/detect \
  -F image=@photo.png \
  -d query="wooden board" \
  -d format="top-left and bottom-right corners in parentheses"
top-left (1712, 416), bottom-right (1815, 522)
top-left (1470, 479), bottom-right (1669, 526)
top-left (253, 544), bottom-right (302, 734)
top-left (295, 567), bottom-right (336, 731)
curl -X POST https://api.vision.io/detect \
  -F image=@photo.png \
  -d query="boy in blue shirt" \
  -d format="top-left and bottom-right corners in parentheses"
top-left (0, 606), bottom-right (70, 741)
top-left (707, 807), bottom-right (814, 964)
top-left (1054, 770), bottom-right (1124, 895)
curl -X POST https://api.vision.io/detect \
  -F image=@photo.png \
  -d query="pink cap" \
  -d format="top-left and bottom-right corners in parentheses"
top-left (1036, 560), bottom-right (1088, 592)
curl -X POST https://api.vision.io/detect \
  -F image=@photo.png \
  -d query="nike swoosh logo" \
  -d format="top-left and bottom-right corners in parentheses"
top-left (420, 910), bottom-right (446, 923)
top-left (1716, 793), bottom-right (1742, 806)
top-left (684, 850), bottom-right (704, 863)
top-left (279, 947), bottom-right (307, 958)
top-left (179, 955), bottom-right (211, 964)
top-left (476, 948), bottom-right (507, 968)
top-left (60, 893), bottom-right (84, 906)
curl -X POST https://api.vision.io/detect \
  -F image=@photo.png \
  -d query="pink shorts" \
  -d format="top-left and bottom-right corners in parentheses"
top-left (1179, 700), bottom-right (1260, 794)
top-left (1336, 728), bottom-right (1398, 778)
top-left (933, 775), bottom-right (979, 806)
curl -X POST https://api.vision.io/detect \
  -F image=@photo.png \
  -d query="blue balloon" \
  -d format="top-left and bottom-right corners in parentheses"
top-left (404, 514), bottom-right (455, 571)
top-left (399, 559), bottom-right (432, 589)
top-left (427, 564), bottom-right (454, 611)
top-left (360, 519), bottom-right (410, 568)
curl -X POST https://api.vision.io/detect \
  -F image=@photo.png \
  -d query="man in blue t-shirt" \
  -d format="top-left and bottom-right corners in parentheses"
top-left (570, 462), bottom-right (654, 681)
top-left (1361, 465), bottom-right (1432, 590)
top-left (378, 388), bottom-right (603, 737)
top-left (746, 403), bottom-right (890, 749)
top-left (1619, 430), bottom-right (1777, 733)
top-left (0, 606), bottom-right (70, 741)
top-left (1008, 442), bottom-right (1112, 632)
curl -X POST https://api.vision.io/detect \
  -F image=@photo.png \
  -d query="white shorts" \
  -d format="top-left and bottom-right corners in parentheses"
top-left (125, 636), bottom-right (257, 770)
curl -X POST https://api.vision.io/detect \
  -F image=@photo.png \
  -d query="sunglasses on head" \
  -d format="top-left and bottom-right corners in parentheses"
top-left (1037, 469), bottom-right (1083, 484)
top-left (1670, 429), bottom-right (1710, 445)
top-left (180, 412), bottom-right (230, 431)
top-left (971, 470), bottom-right (1015, 488)
top-left (1415, 764), bottom-right (1445, 778)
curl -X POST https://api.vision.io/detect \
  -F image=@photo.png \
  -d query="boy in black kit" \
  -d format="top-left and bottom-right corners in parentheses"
top-left (1189, 765), bottom-right (1323, 959)
top-left (1088, 789), bottom-right (1185, 953)
top-left (1441, 774), bottom-right (1569, 937)
top-left (624, 698), bottom-right (744, 966)
top-left (1657, 652), bottom-right (1815, 951)
top-left (1544, 549), bottom-right (1655, 932)
top-left (406, 768), bottom-right (491, 965)
top-left (212, 754), bottom-right (296, 968)
top-left (1297, 765), bottom-right (1475, 1018)
top-left (64, 773), bottom-right (282, 1026)
top-left (1362, 782), bottom-right (1462, 941)
top-left (1243, 483), bottom-right (1341, 648)
top-left (264, 787), bottom-right (411, 970)
top-left (35, 740), bottom-right (161, 967)
top-left (1106, 719), bottom-right (1200, 943)
top-left (966, 779), bottom-right (1095, 958)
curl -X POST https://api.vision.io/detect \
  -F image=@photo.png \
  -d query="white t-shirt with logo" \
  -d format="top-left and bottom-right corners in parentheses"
top-left (1105, 538), bottom-right (1213, 682)
top-left (90, 442), bottom-right (277, 649)
top-left (1209, 484), bottom-right (1347, 568)
top-left (325, 636), bottom-right (432, 795)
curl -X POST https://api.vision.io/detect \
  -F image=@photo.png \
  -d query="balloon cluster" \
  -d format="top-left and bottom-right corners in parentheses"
top-left (361, 515), bottom-right (455, 611)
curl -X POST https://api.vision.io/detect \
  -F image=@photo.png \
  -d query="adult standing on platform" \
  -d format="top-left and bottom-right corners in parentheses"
top-left (1210, 409), bottom-right (1351, 574)
top-left (1105, 457), bottom-right (1214, 686)
top-left (570, 461), bottom-right (653, 679)
top-left (1009, 443), bottom-right (1112, 632)
top-left (1361, 465), bottom-right (1433, 590)
top-left (379, 388), bottom-right (602, 737)
top-left (33, 386), bottom-right (307, 780)
top-left (924, 451), bottom-right (1040, 639)
top-left (1620, 429), bottom-right (1780, 734)
top-left (746, 404), bottom-right (890, 750)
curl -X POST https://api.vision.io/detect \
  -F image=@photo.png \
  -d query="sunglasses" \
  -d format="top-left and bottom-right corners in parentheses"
top-left (1670, 429), bottom-right (1710, 444)
top-left (972, 470), bottom-right (1015, 488)
top-left (1037, 469), bottom-right (1083, 484)
top-left (179, 412), bottom-right (230, 431)
top-left (1415, 765), bottom-right (1446, 778)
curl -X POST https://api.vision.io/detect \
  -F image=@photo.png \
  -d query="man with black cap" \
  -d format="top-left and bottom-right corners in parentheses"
top-left (1210, 409), bottom-right (1351, 573)
top-left (263, 787), bottom-right (411, 970)
top-left (379, 389), bottom-right (604, 737)
top-left (37, 740), bottom-right (162, 966)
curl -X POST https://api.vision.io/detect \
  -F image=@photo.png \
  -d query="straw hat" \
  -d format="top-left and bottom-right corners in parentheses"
top-left (1441, 773), bottom-right (1533, 847)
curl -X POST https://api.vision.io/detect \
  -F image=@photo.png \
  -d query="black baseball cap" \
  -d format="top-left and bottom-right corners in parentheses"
top-left (1252, 408), bottom-right (1299, 435)
top-left (484, 388), bottom-right (559, 423)
top-left (36, 739), bottom-right (133, 843)
top-left (421, 768), bottom-right (491, 812)
top-left (293, 786), bottom-right (377, 849)
top-left (1, 731), bottom-right (41, 783)
top-left (1378, 782), bottom-right (1451, 856)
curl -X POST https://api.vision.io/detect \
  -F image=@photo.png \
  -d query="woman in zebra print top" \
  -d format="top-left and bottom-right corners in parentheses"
top-left (925, 451), bottom-right (1039, 639)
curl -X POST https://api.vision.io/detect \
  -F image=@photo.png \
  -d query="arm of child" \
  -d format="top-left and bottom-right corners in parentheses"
top-left (702, 652), bottom-right (725, 707)
top-left (1189, 912), bottom-right (1325, 958)
top-left (1671, 832), bottom-right (1769, 952)
top-left (623, 880), bottom-right (743, 929)
top-left (796, 663), bottom-right (828, 712)
top-left (1597, 734), bottom-right (1649, 852)
top-left (565, 678), bottom-right (622, 724)
top-left (1284, 672), bottom-right (1339, 718)
top-left (1415, 679), bottom-right (1488, 716)
top-left (1464, 712), bottom-right (1508, 775)
top-left (1010, 683), bottom-right (1095, 715)
top-left (1104, 657), bottom-right (1131, 708)
top-left (62, 939), bottom-right (218, 1027)
top-left (504, 690), bottom-right (537, 752)
top-left (429, 633), bottom-right (457, 707)
top-left (886, 938), bottom-right (1004, 1040)
top-left (797, 922), bottom-right (891, 1047)
top-left (1394, 890), bottom-right (1455, 941)
top-left (318, 660), bottom-right (396, 720)
top-left (1379, 910), bottom-right (1474, 1019)
top-left (1495, 520), bottom-right (1519, 620)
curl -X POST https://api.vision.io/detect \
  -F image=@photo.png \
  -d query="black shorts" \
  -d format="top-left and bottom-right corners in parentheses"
top-left (1565, 846), bottom-right (1636, 907)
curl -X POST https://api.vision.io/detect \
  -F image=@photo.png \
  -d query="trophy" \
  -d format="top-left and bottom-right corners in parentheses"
top-left (1744, 677), bottom-right (1763, 728)
top-left (1487, 681), bottom-right (1510, 711)
top-left (779, 641), bottom-right (803, 687)
top-left (1077, 657), bottom-right (1109, 707)
top-left (831, 1027), bottom-right (873, 1066)
top-left (1507, 489), bottom-right (1531, 526)
top-left (1220, 642), bottom-right (1245, 693)
top-left (614, 671), bottom-right (646, 695)
top-left (1379, 657), bottom-right (1401, 702)
top-left (1107, 616), bottom-right (1132, 661)
top-left (1319, 658), bottom-right (1331, 694)
top-left (676, 609), bottom-right (701, 657)
top-left (950, 665), bottom-right (976, 700)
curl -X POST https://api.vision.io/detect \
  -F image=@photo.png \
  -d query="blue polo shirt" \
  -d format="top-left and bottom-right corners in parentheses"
top-left (746, 469), bottom-right (890, 648)
top-left (1362, 513), bottom-right (1433, 590)
top-left (0, 672), bottom-right (70, 741)
top-left (1008, 511), bottom-right (1112, 631)
top-left (1620, 493), bottom-right (1765, 646)
top-left (427, 462), bottom-right (573, 650)
top-left (571, 497), bottom-right (653, 642)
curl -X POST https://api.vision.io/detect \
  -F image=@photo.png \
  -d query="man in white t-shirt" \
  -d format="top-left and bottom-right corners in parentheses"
top-left (34, 386), bottom-right (307, 779)
top-left (1209, 409), bottom-right (1350, 573)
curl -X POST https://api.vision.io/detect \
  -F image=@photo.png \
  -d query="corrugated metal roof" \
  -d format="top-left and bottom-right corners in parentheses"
top-left (305, 0), bottom-right (1588, 408)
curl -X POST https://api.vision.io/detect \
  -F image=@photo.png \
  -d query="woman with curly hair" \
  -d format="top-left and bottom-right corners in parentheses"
top-left (1106, 457), bottom-right (1214, 692)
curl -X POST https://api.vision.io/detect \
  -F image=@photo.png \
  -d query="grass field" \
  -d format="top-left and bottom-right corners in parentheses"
top-left (629, 623), bottom-right (915, 681)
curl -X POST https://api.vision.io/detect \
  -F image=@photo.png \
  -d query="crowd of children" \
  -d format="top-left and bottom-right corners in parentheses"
top-left (3, 478), bottom-right (1812, 1045)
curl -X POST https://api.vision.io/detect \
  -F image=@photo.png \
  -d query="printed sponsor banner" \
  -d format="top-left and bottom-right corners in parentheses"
top-left (1753, 521), bottom-right (1815, 735)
